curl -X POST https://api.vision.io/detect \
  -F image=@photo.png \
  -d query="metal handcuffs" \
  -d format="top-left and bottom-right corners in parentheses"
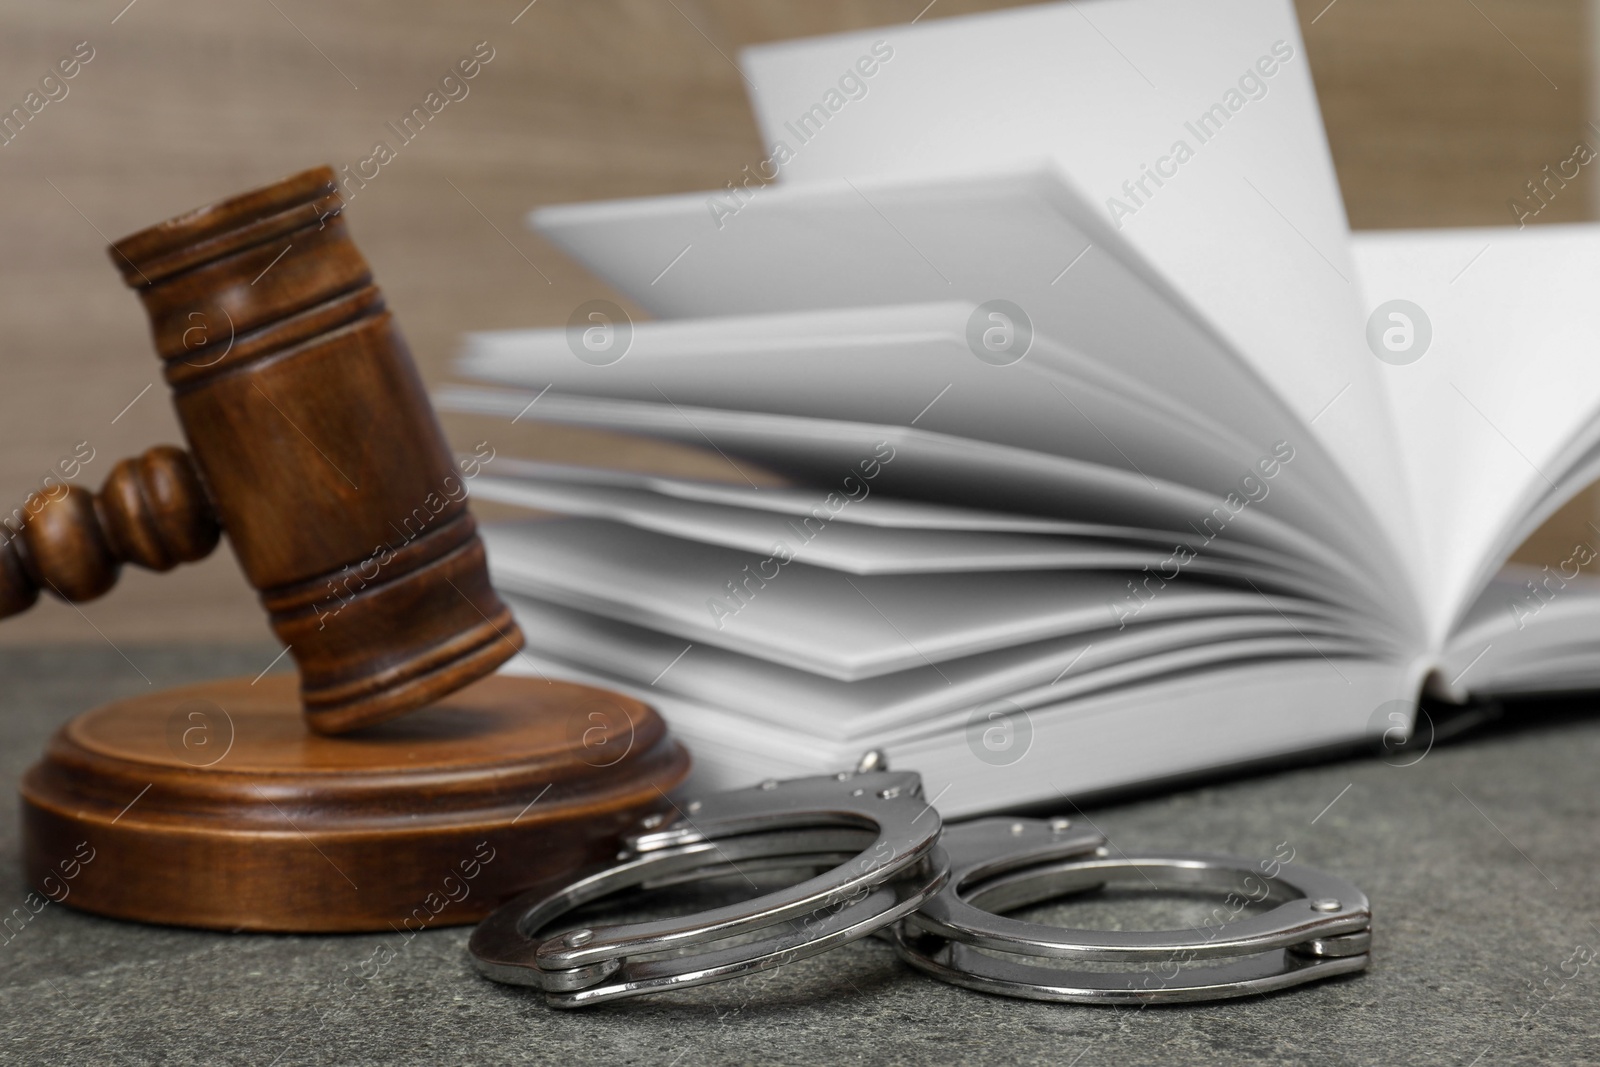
top-left (471, 769), bottom-right (1371, 1008)
top-left (469, 769), bottom-right (948, 1007)
top-left (894, 817), bottom-right (1372, 1004)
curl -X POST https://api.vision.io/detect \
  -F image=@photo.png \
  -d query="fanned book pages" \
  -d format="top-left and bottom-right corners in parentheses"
top-left (437, 0), bottom-right (1600, 816)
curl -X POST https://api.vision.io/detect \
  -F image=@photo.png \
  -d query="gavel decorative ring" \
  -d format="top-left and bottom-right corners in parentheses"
top-left (3, 166), bottom-right (520, 734)
top-left (15, 167), bottom-right (690, 932)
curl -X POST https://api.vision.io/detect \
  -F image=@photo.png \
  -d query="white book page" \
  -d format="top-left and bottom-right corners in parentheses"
top-left (895, 659), bottom-right (1415, 816)
top-left (467, 467), bottom-right (1367, 614)
top-left (462, 303), bottom-right (1248, 491)
top-left (1353, 225), bottom-right (1600, 643)
top-left (500, 651), bottom-right (1414, 813)
top-left (437, 385), bottom-right (1396, 622)
top-left (505, 594), bottom-right (1371, 740)
top-left (469, 474), bottom-right (1265, 577)
top-left (531, 170), bottom-right (1303, 478)
top-left (470, 457), bottom-right (1312, 550)
top-left (528, 170), bottom-right (1417, 638)
top-left (1438, 569), bottom-right (1600, 698)
top-left (738, 0), bottom-right (1417, 587)
top-left (458, 302), bottom-right (1380, 574)
top-left (481, 518), bottom-right (1351, 680)
top-left (439, 386), bottom-right (1280, 544)
top-left (471, 457), bottom-right (1271, 554)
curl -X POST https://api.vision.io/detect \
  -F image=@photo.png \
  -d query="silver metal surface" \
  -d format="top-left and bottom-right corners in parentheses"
top-left (892, 927), bottom-right (1372, 1004)
top-left (470, 771), bottom-right (946, 1008)
top-left (895, 817), bottom-right (1372, 1004)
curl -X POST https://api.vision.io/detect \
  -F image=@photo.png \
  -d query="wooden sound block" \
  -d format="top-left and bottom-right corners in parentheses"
top-left (19, 674), bottom-right (690, 932)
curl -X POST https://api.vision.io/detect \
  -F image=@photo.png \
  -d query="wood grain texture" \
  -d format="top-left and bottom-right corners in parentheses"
top-left (1299, 0), bottom-right (1595, 229)
top-left (0, 0), bottom-right (1591, 646)
top-left (20, 672), bottom-right (691, 931)
top-left (100, 166), bottom-right (528, 731)
top-left (0, 445), bottom-right (218, 617)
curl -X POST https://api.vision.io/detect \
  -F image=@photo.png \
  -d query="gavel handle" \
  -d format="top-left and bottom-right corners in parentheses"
top-left (0, 446), bottom-right (221, 617)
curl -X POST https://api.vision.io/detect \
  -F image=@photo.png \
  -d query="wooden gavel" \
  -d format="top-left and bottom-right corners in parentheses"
top-left (0, 166), bottom-right (523, 733)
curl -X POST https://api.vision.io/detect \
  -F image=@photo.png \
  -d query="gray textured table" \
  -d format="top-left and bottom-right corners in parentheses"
top-left (1, 646), bottom-right (1597, 1066)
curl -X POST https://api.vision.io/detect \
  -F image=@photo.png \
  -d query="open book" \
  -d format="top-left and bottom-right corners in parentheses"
top-left (437, 0), bottom-right (1600, 816)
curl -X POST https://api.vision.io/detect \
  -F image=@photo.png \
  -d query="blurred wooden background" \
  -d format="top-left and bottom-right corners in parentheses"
top-left (0, 0), bottom-right (1591, 644)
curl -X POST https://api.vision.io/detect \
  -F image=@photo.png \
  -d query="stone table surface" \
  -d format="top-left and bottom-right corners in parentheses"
top-left (1, 646), bottom-right (1597, 1066)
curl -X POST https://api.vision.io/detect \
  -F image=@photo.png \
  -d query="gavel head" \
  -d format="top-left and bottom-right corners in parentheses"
top-left (0, 166), bottom-right (523, 733)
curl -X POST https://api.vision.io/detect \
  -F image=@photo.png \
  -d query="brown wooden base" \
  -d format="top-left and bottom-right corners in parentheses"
top-left (19, 673), bottom-right (690, 932)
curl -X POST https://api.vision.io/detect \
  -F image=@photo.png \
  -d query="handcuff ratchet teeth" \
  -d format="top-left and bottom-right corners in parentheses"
top-left (893, 817), bottom-right (1373, 1004)
top-left (469, 770), bottom-right (948, 1008)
